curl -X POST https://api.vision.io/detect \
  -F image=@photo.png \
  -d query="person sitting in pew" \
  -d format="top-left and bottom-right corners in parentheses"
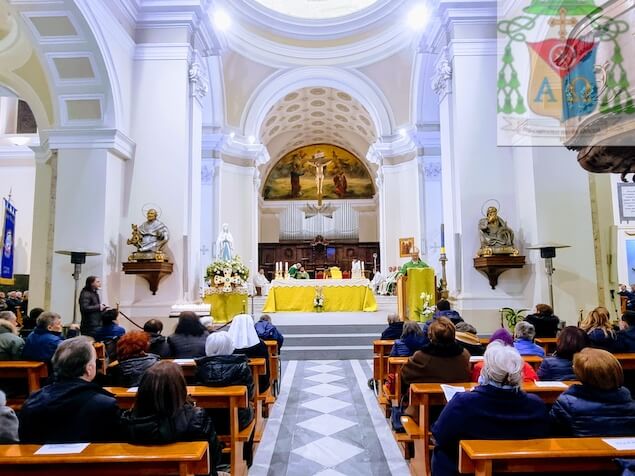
top-left (524, 303), bottom-right (561, 338)
top-left (229, 314), bottom-right (270, 393)
top-left (120, 361), bottom-right (227, 476)
top-left (455, 322), bottom-right (485, 356)
top-left (401, 318), bottom-right (471, 399)
top-left (380, 313), bottom-right (404, 340)
top-left (22, 312), bottom-right (78, 363)
top-left (110, 331), bottom-right (160, 388)
top-left (20, 307), bottom-right (44, 338)
top-left (254, 314), bottom-right (284, 349)
top-left (389, 321), bottom-right (425, 356)
top-left (471, 329), bottom-right (538, 382)
top-left (614, 310), bottom-right (635, 353)
top-left (143, 318), bottom-right (171, 358)
top-left (0, 311), bottom-right (24, 360)
top-left (580, 306), bottom-right (617, 351)
top-left (550, 348), bottom-right (635, 437)
top-left (19, 336), bottom-right (120, 443)
top-left (93, 308), bottom-right (126, 343)
top-left (419, 300), bottom-right (465, 348)
top-left (168, 311), bottom-right (209, 359)
top-left (513, 321), bottom-right (545, 357)
top-left (0, 389), bottom-right (18, 443)
top-left (537, 326), bottom-right (589, 381)
top-left (432, 341), bottom-right (550, 476)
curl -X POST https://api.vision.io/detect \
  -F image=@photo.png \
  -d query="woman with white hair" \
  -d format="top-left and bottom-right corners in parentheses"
top-left (228, 314), bottom-right (270, 392)
top-left (513, 321), bottom-right (545, 357)
top-left (431, 341), bottom-right (550, 476)
top-left (195, 332), bottom-right (255, 432)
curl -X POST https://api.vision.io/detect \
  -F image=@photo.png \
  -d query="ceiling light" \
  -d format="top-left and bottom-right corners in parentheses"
top-left (8, 136), bottom-right (30, 146)
top-left (213, 9), bottom-right (231, 31)
top-left (248, 135), bottom-right (256, 144)
top-left (407, 4), bottom-right (429, 30)
top-left (399, 128), bottom-right (408, 138)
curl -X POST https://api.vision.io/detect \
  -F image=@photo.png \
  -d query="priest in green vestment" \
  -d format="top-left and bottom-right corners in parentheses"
top-left (289, 262), bottom-right (301, 278)
top-left (399, 250), bottom-right (429, 275)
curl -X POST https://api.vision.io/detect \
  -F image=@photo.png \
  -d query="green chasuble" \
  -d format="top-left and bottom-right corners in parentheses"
top-left (399, 259), bottom-right (429, 276)
top-left (289, 265), bottom-right (299, 278)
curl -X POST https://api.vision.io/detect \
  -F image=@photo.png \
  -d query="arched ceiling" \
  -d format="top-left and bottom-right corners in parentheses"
top-left (260, 86), bottom-right (377, 164)
top-left (252, 0), bottom-right (380, 19)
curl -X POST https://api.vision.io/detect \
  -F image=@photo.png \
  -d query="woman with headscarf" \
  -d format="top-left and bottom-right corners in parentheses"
top-left (470, 328), bottom-right (538, 382)
top-left (431, 341), bottom-right (550, 476)
top-left (228, 314), bottom-right (270, 392)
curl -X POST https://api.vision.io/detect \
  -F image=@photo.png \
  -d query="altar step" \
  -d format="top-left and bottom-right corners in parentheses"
top-left (277, 324), bottom-right (385, 360)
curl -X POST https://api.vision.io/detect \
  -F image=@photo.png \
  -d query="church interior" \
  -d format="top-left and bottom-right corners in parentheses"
top-left (1, 0), bottom-right (635, 474)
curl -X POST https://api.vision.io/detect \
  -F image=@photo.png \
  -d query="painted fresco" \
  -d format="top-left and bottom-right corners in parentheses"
top-left (262, 144), bottom-right (375, 200)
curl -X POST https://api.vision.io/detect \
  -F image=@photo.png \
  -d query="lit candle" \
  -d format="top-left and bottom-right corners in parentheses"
top-left (285, 262), bottom-right (288, 273)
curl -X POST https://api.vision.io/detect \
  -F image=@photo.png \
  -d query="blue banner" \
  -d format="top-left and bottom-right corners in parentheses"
top-left (0, 199), bottom-right (16, 285)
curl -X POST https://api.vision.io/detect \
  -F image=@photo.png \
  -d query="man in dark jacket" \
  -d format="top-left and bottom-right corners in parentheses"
top-left (420, 299), bottom-right (464, 346)
top-left (619, 284), bottom-right (635, 311)
top-left (380, 313), bottom-right (404, 340)
top-left (254, 314), bottom-right (284, 349)
top-left (143, 319), bottom-right (171, 358)
top-left (524, 303), bottom-right (560, 338)
top-left (615, 310), bottom-right (635, 352)
top-left (22, 312), bottom-right (77, 362)
top-left (19, 336), bottom-right (120, 443)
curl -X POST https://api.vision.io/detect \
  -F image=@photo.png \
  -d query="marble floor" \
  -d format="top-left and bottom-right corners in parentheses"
top-left (251, 359), bottom-right (409, 476)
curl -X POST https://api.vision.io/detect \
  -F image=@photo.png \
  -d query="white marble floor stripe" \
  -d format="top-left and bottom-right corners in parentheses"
top-left (251, 360), bottom-right (298, 476)
top-left (349, 360), bottom-right (410, 475)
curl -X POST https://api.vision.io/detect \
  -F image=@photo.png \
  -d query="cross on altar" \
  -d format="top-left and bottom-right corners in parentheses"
top-left (549, 7), bottom-right (578, 41)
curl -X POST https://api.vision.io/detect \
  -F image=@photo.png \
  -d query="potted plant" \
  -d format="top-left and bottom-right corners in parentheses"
top-left (500, 307), bottom-right (529, 331)
top-left (415, 292), bottom-right (436, 322)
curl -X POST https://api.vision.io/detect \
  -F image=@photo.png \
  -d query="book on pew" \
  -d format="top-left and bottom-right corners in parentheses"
top-left (127, 387), bottom-right (138, 392)
top-left (440, 384), bottom-right (466, 402)
top-left (533, 381), bottom-right (567, 388)
top-left (35, 443), bottom-right (89, 455)
top-left (603, 438), bottom-right (635, 450)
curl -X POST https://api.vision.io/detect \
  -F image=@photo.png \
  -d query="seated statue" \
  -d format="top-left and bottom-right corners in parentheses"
top-left (477, 206), bottom-right (519, 257)
top-left (127, 208), bottom-right (169, 261)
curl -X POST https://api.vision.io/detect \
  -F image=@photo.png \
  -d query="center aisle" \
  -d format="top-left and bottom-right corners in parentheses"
top-left (251, 359), bottom-right (409, 476)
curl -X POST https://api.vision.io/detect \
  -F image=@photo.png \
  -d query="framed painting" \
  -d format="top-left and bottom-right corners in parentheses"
top-left (262, 143), bottom-right (375, 200)
top-left (399, 237), bottom-right (414, 257)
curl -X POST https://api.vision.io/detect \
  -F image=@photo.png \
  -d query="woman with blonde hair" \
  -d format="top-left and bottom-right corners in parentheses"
top-left (580, 306), bottom-right (617, 351)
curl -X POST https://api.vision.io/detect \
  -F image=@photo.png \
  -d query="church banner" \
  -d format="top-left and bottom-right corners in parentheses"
top-left (0, 198), bottom-right (16, 285)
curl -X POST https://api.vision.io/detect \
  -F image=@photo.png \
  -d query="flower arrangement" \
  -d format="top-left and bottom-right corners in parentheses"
top-left (313, 287), bottom-right (325, 311)
top-left (205, 256), bottom-right (249, 294)
top-left (415, 292), bottom-right (436, 321)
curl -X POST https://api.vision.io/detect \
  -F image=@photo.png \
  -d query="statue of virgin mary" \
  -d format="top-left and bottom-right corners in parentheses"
top-left (216, 223), bottom-right (234, 261)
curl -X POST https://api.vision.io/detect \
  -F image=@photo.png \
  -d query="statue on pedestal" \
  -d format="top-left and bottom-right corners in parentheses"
top-left (216, 223), bottom-right (234, 261)
top-left (127, 208), bottom-right (169, 262)
top-left (477, 206), bottom-right (519, 257)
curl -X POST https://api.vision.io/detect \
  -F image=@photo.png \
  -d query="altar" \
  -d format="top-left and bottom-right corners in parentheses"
top-left (262, 278), bottom-right (378, 312)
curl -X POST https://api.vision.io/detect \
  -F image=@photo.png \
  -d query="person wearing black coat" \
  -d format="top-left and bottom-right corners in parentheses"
top-left (168, 312), bottom-right (208, 358)
top-left (110, 331), bottom-right (160, 388)
top-left (144, 318), bottom-right (171, 358)
top-left (78, 276), bottom-right (106, 338)
top-left (614, 311), bottom-right (635, 353)
top-left (524, 303), bottom-right (560, 338)
top-left (550, 348), bottom-right (635, 436)
top-left (229, 314), bottom-right (270, 393)
top-left (120, 361), bottom-right (223, 476)
top-left (537, 326), bottom-right (589, 381)
top-left (380, 313), bottom-right (404, 340)
top-left (19, 336), bottom-right (120, 443)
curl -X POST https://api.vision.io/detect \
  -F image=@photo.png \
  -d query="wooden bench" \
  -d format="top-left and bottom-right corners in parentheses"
top-left (0, 361), bottom-right (48, 408)
top-left (0, 441), bottom-right (209, 475)
top-left (264, 340), bottom-right (280, 397)
top-left (535, 337), bottom-right (557, 355)
top-left (615, 353), bottom-right (635, 370)
top-left (459, 437), bottom-right (635, 475)
top-left (93, 342), bottom-right (107, 375)
top-left (105, 386), bottom-right (249, 476)
top-left (373, 339), bottom-right (395, 414)
top-left (404, 381), bottom-right (576, 476)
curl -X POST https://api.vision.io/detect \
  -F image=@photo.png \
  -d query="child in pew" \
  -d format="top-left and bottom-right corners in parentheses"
top-left (120, 361), bottom-right (228, 476)
top-left (195, 332), bottom-right (255, 467)
top-left (549, 348), bottom-right (635, 437)
top-left (0, 389), bottom-right (18, 443)
top-left (432, 341), bottom-right (550, 476)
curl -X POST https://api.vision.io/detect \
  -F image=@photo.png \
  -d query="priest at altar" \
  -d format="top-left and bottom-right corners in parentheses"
top-left (399, 249), bottom-right (428, 275)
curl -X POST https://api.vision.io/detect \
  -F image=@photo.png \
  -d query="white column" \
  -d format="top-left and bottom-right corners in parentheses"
top-left (0, 97), bottom-right (18, 134)
top-left (200, 157), bottom-right (219, 286)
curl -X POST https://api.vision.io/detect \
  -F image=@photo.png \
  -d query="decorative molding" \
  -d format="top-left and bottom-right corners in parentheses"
top-left (431, 54), bottom-right (452, 101)
top-left (42, 128), bottom-right (136, 160)
top-left (188, 60), bottom-right (209, 102)
top-left (20, 10), bottom-right (84, 45)
top-left (44, 51), bottom-right (101, 86)
top-left (423, 160), bottom-right (442, 180)
top-left (134, 43), bottom-right (192, 60)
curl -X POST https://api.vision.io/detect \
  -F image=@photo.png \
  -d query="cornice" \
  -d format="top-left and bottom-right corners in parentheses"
top-left (42, 128), bottom-right (136, 160)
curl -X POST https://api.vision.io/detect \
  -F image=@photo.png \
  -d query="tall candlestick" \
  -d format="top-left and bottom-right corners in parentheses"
top-left (441, 223), bottom-right (445, 248)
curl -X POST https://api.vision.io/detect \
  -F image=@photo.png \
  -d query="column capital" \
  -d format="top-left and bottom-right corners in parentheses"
top-left (41, 128), bottom-right (136, 160)
top-left (431, 51), bottom-right (452, 101)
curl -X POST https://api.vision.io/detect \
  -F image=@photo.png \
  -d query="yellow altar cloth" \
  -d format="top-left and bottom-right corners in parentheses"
top-left (203, 293), bottom-right (247, 323)
top-left (262, 279), bottom-right (377, 312)
top-left (407, 268), bottom-right (436, 321)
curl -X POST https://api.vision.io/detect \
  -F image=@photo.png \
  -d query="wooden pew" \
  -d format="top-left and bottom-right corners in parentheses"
top-left (106, 385), bottom-right (249, 476)
top-left (373, 339), bottom-right (395, 413)
top-left (264, 340), bottom-right (280, 398)
top-left (0, 361), bottom-right (48, 408)
top-left (0, 442), bottom-right (209, 476)
top-left (404, 381), bottom-right (576, 476)
top-left (535, 337), bottom-right (557, 355)
top-left (459, 437), bottom-right (634, 475)
top-left (615, 353), bottom-right (635, 370)
top-left (93, 342), bottom-right (107, 375)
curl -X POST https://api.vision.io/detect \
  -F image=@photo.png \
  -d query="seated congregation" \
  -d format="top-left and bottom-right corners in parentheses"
top-left (373, 300), bottom-right (635, 475)
top-left (0, 308), bottom-right (285, 476)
